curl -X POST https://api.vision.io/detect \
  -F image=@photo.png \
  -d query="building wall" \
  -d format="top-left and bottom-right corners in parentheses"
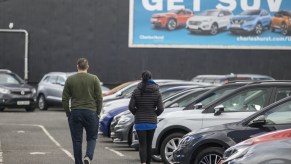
top-left (0, 0), bottom-right (290, 85)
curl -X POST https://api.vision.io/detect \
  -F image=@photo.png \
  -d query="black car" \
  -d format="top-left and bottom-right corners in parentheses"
top-left (173, 95), bottom-right (291, 164)
top-left (0, 69), bottom-right (36, 112)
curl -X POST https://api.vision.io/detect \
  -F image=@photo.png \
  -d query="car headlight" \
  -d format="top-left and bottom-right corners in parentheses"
top-left (243, 19), bottom-right (255, 23)
top-left (31, 88), bottom-right (36, 94)
top-left (0, 88), bottom-right (10, 94)
top-left (223, 145), bottom-right (251, 163)
top-left (178, 135), bottom-right (197, 148)
top-left (117, 116), bottom-right (131, 125)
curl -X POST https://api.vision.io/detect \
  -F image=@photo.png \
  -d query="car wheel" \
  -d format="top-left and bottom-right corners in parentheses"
top-left (25, 107), bottom-right (35, 112)
top-left (254, 23), bottom-right (263, 35)
top-left (194, 147), bottom-right (224, 164)
top-left (210, 23), bottom-right (218, 35)
top-left (281, 22), bottom-right (288, 35)
top-left (0, 106), bottom-right (5, 112)
top-left (166, 18), bottom-right (177, 31)
top-left (151, 155), bottom-right (162, 162)
top-left (161, 132), bottom-right (184, 164)
top-left (38, 95), bottom-right (48, 110)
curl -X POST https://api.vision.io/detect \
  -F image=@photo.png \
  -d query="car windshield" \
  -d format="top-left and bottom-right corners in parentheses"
top-left (199, 10), bottom-right (219, 16)
top-left (285, 11), bottom-right (291, 16)
top-left (240, 10), bottom-right (260, 16)
top-left (0, 73), bottom-right (24, 84)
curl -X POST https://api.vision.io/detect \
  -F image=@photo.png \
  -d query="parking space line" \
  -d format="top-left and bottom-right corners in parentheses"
top-left (105, 147), bottom-right (125, 157)
top-left (0, 123), bottom-right (74, 161)
top-left (0, 139), bottom-right (3, 164)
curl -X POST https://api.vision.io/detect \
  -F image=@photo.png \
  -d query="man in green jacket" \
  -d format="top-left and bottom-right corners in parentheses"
top-left (62, 58), bottom-right (103, 164)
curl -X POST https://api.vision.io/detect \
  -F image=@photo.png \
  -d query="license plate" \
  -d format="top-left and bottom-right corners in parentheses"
top-left (231, 24), bottom-right (241, 28)
top-left (17, 101), bottom-right (30, 105)
top-left (192, 26), bottom-right (199, 29)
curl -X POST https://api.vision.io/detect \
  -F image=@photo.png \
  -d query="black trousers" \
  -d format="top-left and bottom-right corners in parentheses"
top-left (136, 129), bottom-right (155, 164)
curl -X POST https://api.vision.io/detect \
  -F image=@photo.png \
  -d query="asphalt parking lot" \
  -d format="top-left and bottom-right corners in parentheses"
top-left (0, 108), bottom-right (161, 164)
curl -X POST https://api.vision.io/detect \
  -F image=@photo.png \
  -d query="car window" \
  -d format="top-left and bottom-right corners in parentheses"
top-left (0, 73), bottom-right (21, 84)
top-left (262, 10), bottom-right (268, 16)
top-left (57, 76), bottom-right (66, 85)
top-left (221, 88), bottom-right (270, 112)
top-left (275, 88), bottom-right (291, 101)
top-left (173, 90), bottom-right (207, 108)
top-left (43, 76), bottom-right (50, 82)
top-left (264, 100), bottom-right (291, 125)
top-left (196, 86), bottom-right (239, 107)
top-left (223, 11), bottom-right (232, 16)
top-left (178, 11), bottom-right (185, 15)
top-left (48, 76), bottom-right (57, 84)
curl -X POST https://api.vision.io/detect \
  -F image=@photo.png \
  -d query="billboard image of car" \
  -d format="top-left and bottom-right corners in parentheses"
top-left (186, 9), bottom-right (233, 35)
top-left (271, 10), bottom-right (291, 35)
top-left (151, 9), bottom-right (194, 31)
top-left (229, 9), bottom-right (272, 35)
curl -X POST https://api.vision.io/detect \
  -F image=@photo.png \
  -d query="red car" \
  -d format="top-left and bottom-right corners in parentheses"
top-left (222, 129), bottom-right (291, 163)
top-left (151, 9), bottom-right (194, 31)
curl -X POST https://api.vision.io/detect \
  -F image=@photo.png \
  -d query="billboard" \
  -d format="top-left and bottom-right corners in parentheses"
top-left (128, 0), bottom-right (291, 50)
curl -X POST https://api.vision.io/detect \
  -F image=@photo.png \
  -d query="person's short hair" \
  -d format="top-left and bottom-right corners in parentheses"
top-left (77, 58), bottom-right (89, 70)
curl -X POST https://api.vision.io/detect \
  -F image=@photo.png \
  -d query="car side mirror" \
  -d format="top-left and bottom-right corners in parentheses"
top-left (248, 115), bottom-right (266, 127)
top-left (194, 103), bottom-right (203, 109)
top-left (116, 91), bottom-right (122, 97)
top-left (214, 105), bottom-right (224, 116)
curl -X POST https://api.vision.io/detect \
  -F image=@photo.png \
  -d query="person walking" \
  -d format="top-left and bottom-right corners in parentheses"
top-left (129, 70), bottom-right (164, 164)
top-left (62, 58), bottom-right (103, 164)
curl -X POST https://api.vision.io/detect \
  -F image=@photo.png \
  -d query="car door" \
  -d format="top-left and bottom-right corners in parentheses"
top-left (177, 10), bottom-right (188, 25)
top-left (228, 98), bottom-right (291, 143)
top-left (260, 10), bottom-right (271, 27)
top-left (54, 75), bottom-right (66, 105)
top-left (201, 87), bottom-right (273, 128)
top-left (46, 75), bottom-right (60, 105)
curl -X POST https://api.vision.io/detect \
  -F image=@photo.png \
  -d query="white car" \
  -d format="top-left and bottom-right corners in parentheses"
top-left (186, 9), bottom-right (233, 35)
top-left (151, 81), bottom-right (291, 164)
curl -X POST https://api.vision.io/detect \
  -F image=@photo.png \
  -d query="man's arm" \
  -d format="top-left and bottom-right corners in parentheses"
top-left (94, 76), bottom-right (103, 116)
top-left (62, 79), bottom-right (71, 117)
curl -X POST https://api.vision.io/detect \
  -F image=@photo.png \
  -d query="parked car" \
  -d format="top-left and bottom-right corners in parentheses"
top-left (186, 9), bottom-right (233, 35)
top-left (229, 9), bottom-right (272, 35)
top-left (151, 9), bottom-right (194, 30)
top-left (37, 72), bottom-right (111, 110)
top-left (271, 10), bottom-right (291, 36)
top-left (151, 81), bottom-right (291, 164)
top-left (111, 87), bottom-right (212, 146)
top-left (0, 69), bottom-right (36, 112)
top-left (131, 82), bottom-right (250, 158)
top-left (173, 96), bottom-right (291, 164)
top-left (103, 81), bottom-right (134, 97)
top-left (222, 128), bottom-right (291, 164)
top-left (191, 73), bottom-right (274, 85)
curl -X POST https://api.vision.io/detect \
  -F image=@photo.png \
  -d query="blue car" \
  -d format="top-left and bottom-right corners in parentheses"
top-left (229, 9), bottom-right (271, 35)
top-left (99, 85), bottom-right (197, 137)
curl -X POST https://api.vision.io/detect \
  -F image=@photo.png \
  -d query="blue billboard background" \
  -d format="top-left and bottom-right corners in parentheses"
top-left (130, 0), bottom-right (291, 49)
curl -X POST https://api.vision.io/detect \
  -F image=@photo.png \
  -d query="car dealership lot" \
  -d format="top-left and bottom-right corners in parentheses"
top-left (0, 108), bottom-right (161, 164)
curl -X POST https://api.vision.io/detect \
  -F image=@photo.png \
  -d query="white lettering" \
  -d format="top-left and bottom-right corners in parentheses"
top-left (193, 0), bottom-right (201, 12)
top-left (267, 0), bottom-right (282, 12)
top-left (241, 0), bottom-right (260, 10)
top-left (142, 0), bottom-right (163, 11)
top-left (168, 0), bottom-right (185, 10)
top-left (216, 0), bottom-right (237, 11)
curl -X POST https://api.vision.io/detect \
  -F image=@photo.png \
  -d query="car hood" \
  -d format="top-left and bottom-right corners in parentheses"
top-left (158, 108), bottom-right (197, 119)
top-left (188, 16), bottom-right (215, 21)
top-left (0, 83), bottom-right (34, 91)
top-left (152, 13), bottom-right (174, 17)
top-left (232, 15), bottom-right (257, 20)
top-left (186, 122), bottom-right (240, 137)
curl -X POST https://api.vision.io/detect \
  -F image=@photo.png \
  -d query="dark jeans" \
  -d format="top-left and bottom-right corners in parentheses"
top-left (136, 129), bottom-right (155, 164)
top-left (68, 109), bottom-right (99, 164)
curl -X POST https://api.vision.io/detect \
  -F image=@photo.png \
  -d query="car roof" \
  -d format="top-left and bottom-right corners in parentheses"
top-left (0, 69), bottom-right (12, 73)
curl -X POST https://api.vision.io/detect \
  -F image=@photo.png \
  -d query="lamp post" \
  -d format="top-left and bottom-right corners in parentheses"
top-left (0, 23), bottom-right (29, 81)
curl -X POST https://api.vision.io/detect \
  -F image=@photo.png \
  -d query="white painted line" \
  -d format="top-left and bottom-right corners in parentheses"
top-left (105, 147), bottom-right (125, 157)
top-left (0, 139), bottom-right (3, 164)
top-left (17, 131), bottom-right (25, 133)
top-left (30, 152), bottom-right (49, 155)
top-left (0, 123), bottom-right (74, 161)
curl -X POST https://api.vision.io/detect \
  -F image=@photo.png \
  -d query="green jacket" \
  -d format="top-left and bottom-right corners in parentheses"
top-left (62, 72), bottom-right (103, 115)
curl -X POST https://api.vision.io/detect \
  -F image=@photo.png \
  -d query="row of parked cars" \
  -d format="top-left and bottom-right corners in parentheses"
top-left (97, 73), bottom-right (291, 164)
top-left (0, 70), bottom-right (110, 112)
top-left (151, 8), bottom-right (291, 35)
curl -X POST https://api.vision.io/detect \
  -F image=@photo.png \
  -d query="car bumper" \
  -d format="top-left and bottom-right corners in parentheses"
top-left (0, 93), bottom-right (36, 108)
top-left (187, 23), bottom-right (211, 32)
top-left (172, 147), bottom-right (192, 163)
top-left (229, 23), bottom-right (256, 33)
top-left (111, 124), bottom-right (132, 142)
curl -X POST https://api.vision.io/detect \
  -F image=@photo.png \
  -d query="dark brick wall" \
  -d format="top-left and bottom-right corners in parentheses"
top-left (0, 0), bottom-right (290, 85)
